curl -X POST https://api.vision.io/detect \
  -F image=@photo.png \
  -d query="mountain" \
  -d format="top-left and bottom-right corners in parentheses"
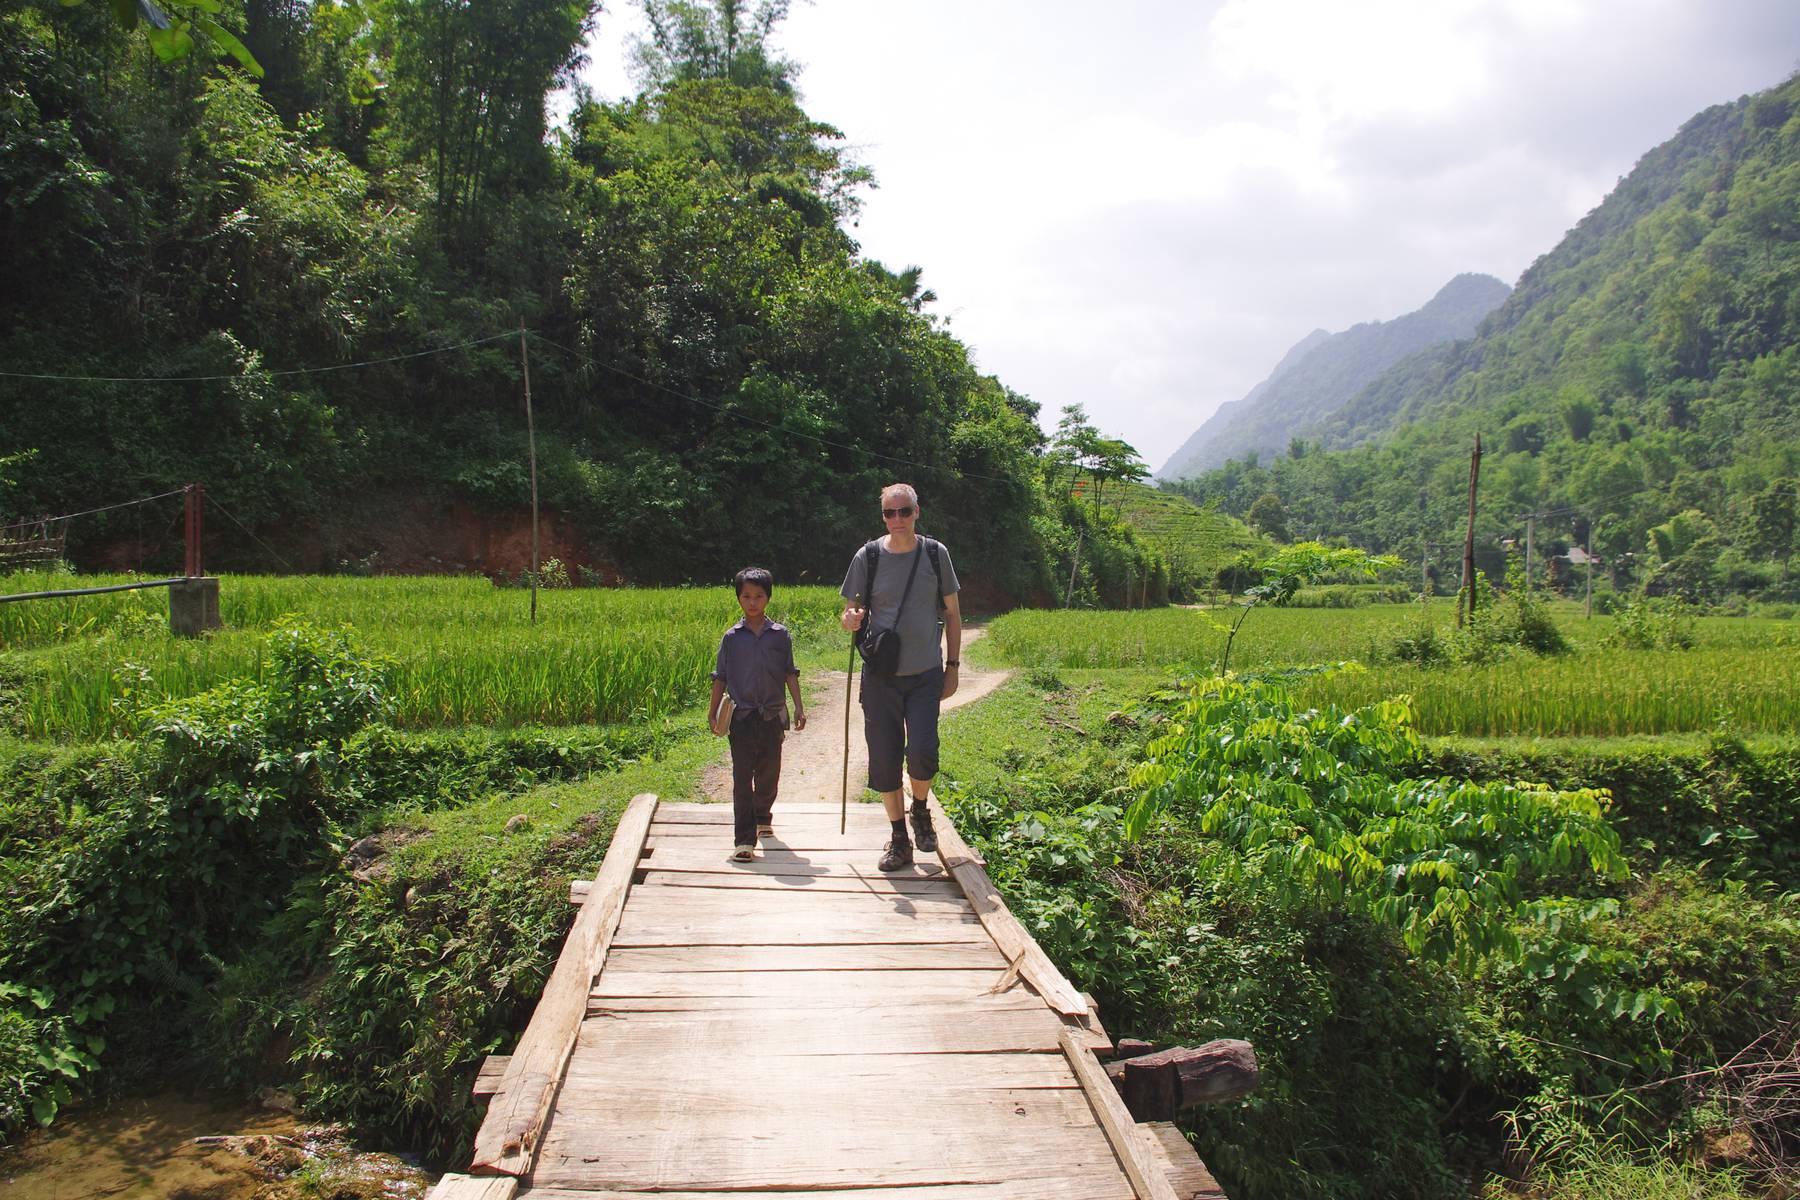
top-left (1158, 273), bottom-right (1511, 479)
top-left (1166, 74), bottom-right (1800, 601)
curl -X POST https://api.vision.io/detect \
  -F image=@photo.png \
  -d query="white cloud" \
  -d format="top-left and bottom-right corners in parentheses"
top-left (571, 0), bottom-right (1800, 461)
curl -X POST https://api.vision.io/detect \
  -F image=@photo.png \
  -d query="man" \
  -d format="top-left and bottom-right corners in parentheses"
top-left (839, 482), bottom-right (962, 871)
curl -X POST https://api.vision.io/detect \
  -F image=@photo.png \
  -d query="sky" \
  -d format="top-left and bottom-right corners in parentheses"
top-left (572, 1), bottom-right (1800, 473)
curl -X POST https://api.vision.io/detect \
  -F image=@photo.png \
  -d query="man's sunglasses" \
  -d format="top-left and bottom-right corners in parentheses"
top-left (882, 505), bottom-right (915, 519)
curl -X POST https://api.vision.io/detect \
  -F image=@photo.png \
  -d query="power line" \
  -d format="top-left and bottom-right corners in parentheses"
top-left (0, 331), bottom-right (519, 383)
top-left (527, 333), bottom-right (1017, 486)
top-left (6, 487), bottom-right (187, 528)
top-left (207, 493), bottom-right (296, 573)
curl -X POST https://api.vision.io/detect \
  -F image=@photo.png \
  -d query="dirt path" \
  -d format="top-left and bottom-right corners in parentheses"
top-left (701, 628), bottom-right (1011, 804)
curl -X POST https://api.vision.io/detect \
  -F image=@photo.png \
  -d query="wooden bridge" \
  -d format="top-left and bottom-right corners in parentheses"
top-left (429, 793), bottom-right (1231, 1200)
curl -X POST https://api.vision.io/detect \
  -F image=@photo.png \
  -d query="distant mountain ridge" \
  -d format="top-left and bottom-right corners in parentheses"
top-left (1158, 273), bottom-right (1512, 479)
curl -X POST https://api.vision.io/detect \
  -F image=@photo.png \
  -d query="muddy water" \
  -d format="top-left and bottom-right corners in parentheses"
top-left (0, 1093), bottom-right (431, 1200)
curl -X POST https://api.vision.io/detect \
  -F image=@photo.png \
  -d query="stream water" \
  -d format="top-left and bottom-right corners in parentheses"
top-left (0, 1093), bottom-right (432, 1200)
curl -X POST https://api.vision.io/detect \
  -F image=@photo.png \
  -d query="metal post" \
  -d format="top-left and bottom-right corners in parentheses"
top-left (183, 483), bottom-right (205, 578)
top-left (520, 321), bottom-right (540, 624)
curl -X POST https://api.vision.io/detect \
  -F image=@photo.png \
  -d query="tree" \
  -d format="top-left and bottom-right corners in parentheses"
top-left (58, 0), bottom-right (263, 74)
top-left (1051, 405), bottom-right (1101, 501)
top-left (386, 0), bottom-right (591, 242)
top-left (1216, 542), bottom-right (1399, 673)
top-left (1089, 437), bottom-right (1148, 515)
top-left (632, 0), bottom-right (798, 91)
top-left (1245, 492), bottom-right (1289, 542)
top-left (1746, 478), bottom-right (1797, 579)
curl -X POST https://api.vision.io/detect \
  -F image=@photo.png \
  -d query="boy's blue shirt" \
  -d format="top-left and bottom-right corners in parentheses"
top-left (712, 619), bottom-right (799, 720)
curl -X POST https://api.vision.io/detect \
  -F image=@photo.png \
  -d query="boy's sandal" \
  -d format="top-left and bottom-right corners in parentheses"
top-left (728, 844), bottom-right (755, 863)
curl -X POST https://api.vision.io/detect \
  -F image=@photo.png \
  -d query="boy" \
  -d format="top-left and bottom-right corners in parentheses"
top-left (709, 567), bottom-right (806, 862)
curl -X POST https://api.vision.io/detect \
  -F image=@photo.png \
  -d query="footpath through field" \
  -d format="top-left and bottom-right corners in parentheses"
top-left (430, 631), bottom-right (1224, 1199)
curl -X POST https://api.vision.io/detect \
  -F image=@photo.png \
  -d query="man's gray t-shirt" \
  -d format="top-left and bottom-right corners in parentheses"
top-left (840, 537), bottom-right (960, 677)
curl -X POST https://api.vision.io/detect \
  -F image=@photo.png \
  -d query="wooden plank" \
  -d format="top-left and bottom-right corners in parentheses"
top-left (1143, 1121), bottom-right (1227, 1200)
top-left (1060, 1027), bottom-right (1181, 1200)
top-left (636, 869), bottom-right (964, 896)
top-left (469, 793), bottom-right (658, 1177)
top-left (471, 1054), bottom-right (509, 1098)
top-left (571, 1003), bottom-right (1070, 1056)
top-left (592, 968), bottom-right (1023, 1000)
top-left (426, 1175), bottom-right (515, 1200)
top-left (621, 884), bottom-right (973, 918)
top-left (641, 843), bottom-right (949, 877)
top-left (929, 792), bottom-right (1092, 1021)
top-left (611, 920), bottom-right (989, 948)
top-left (653, 802), bottom-right (882, 821)
top-left (589, 993), bottom-right (1048, 1013)
top-left (531, 1085), bottom-right (1132, 1192)
top-left (561, 1049), bottom-right (1079, 1092)
top-left (604, 942), bottom-right (1008, 971)
top-left (525, 1183), bottom-right (1133, 1200)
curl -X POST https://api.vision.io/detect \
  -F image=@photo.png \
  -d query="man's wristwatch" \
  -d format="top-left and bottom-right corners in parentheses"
top-left (945, 659), bottom-right (960, 667)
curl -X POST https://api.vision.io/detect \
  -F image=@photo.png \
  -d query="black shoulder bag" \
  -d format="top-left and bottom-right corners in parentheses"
top-left (856, 540), bottom-right (923, 677)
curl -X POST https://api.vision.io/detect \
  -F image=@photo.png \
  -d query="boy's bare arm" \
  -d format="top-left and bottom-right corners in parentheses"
top-left (786, 673), bottom-right (806, 730)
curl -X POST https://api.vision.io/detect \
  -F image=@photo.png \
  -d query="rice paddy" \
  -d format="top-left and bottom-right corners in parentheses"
top-left (985, 601), bottom-right (1800, 737)
top-left (1, 573), bottom-right (845, 741)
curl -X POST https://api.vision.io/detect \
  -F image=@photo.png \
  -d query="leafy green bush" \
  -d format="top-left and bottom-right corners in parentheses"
top-left (1605, 598), bottom-right (1699, 650)
top-left (1418, 735), bottom-right (1800, 885)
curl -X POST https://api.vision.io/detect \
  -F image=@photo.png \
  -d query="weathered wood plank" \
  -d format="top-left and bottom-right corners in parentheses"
top-left (621, 884), bottom-right (972, 919)
top-left (653, 802), bottom-right (882, 821)
top-left (571, 1003), bottom-right (1070, 1056)
top-left (588, 993), bottom-right (1047, 1013)
top-left (469, 793), bottom-right (657, 1177)
top-left (530, 1084), bottom-right (1132, 1192)
top-left (426, 1175), bottom-right (515, 1200)
top-left (636, 869), bottom-right (964, 896)
top-left (561, 1049), bottom-right (1079, 1092)
top-left (470, 1054), bottom-right (509, 1098)
top-left (929, 793), bottom-right (1092, 1022)
top-left (1060, 1027), bottom-right (1181, 1200)
top-left (1143, 1121), bottom-right (1228, 1200)
top-left (524, 1184), bottom-right (1133, 1200)
top-left (592, 967), bottom-right (1022, 1000)
top-left (640, 843), bottom-right (949, 877)
top-left (604, 942), bottom-right (1008, 972)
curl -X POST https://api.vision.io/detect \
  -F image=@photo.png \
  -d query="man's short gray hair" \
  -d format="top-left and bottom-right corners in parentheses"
top-left (881, 482), bottom-right (919, 508)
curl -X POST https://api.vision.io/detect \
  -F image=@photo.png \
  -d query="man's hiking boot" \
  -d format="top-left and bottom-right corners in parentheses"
top-left (909, 804), bottom-right (938, 854)
top-left (878, 837), bottom-right (914, 872)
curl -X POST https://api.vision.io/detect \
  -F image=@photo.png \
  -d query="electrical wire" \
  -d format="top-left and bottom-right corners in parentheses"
top-left (4, 487), bottom-right (187, 529)
top-left (206, 493), bottom-right (297, 573)
top-left (0, 331), bottom-right (519, 383)
top-left (527, 332), bottom-right (1018, 486)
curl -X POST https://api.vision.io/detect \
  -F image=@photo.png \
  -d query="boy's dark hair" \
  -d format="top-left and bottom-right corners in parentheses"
top-left (733, 566), bottom-right (774, 596)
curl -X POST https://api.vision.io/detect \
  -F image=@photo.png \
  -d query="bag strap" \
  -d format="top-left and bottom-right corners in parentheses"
top-left (923, 537), bottom-right (945, 612)
top-left (866, 538), bottom-right (924, 633)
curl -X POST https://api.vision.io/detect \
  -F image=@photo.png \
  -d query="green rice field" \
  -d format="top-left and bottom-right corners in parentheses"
top-left (986, 601), bottom-right (1800, 737)
top-left (1, 573), bottom-right (845, 741)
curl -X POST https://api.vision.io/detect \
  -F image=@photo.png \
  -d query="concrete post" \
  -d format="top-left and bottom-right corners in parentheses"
top-left (169, 577), bottom-right (221, 637)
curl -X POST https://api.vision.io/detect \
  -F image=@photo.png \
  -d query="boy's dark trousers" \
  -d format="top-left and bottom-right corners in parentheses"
top-left (727, 712), bottom-right (783, 846)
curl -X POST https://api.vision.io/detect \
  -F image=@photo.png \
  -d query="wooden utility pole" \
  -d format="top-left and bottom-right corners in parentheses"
top-left (1459, 434), bottom-right (1482, 628)
top-left (1585, 518), bottom-right (1600, 619)
top-left (1525, 513), bottom-right (1535, 593)
top-left (520, 321), bottom-right (540, 625)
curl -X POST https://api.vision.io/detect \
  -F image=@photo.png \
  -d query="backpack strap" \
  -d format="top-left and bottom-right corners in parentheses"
top-left (922, 537), bottom-right (946, 613)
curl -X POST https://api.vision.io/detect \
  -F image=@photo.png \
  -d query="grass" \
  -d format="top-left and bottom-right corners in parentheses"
top-left (0, 573), bottom-right (846, 741)
top-left (985, 601), bottom-right (1800, 737)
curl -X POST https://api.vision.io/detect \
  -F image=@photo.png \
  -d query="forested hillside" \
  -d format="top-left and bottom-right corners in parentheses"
top-left (1171, 75), bottom-right (1800, 603)
top-left (0, 0), bottom-right (1175, 605)
top-left (1158, 273), bottom-right (1510, 479)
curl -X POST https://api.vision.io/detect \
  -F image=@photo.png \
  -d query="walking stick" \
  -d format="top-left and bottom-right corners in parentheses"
top-left (841, 635), bottom-right (855, 835)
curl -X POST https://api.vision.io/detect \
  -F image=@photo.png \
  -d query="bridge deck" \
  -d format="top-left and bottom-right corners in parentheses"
top-left (437, 795), bottom-right (1221, 1200)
